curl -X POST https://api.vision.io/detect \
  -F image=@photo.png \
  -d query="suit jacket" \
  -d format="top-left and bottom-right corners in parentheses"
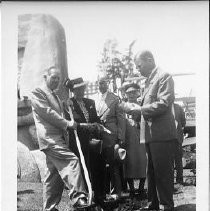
top-left (141, 67), bottom-right (177, 143)
top-left (174, 103), bottom-right (186, 143)
top-left (64, 97), bottom-right (100, 162)
top-left (97, 91), bottom-right (125, 147)
top-left (31, 84), bottom-right (69, 150)
top-left (69, 98), bottom-right (100, 124)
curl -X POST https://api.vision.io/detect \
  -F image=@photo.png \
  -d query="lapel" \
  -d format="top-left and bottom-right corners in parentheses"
top-left (72, 98), bottom-right (86, 122)
top-left (83, 99), bottom-right (91, 113)
top-left (98, 92), bottom-right (112, 116)
top-left (141, 67), bottom-right (158, 103)
top-left (42, 85), bottom-right (62, 114)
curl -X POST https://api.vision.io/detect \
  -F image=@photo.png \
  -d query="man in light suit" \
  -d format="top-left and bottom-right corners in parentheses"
top-left (31, 66), bottom-right (88, 211)
top-left (125, 51), bottom-right (177, 211)
top-left (97, 77), bottom-right (126, 199)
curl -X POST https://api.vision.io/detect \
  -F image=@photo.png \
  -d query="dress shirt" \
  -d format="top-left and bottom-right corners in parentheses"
top-left (76, 99), bottom-right (90, 123)
top-left (97, 90), bottom-right (108, 114)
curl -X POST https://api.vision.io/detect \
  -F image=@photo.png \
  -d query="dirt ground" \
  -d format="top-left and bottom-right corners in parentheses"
top-left (17, 169), bottom-right (196, 211)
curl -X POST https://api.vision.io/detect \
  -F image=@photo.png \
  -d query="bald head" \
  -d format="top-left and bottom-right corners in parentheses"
top-left (134, 50), bottom-right (155, 77)
top-left (135, 50), bottom-right (154, 62)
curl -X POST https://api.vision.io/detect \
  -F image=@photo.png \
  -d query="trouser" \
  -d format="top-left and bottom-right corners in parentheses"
top-left (89, 147), bottom-right (106, 203)
top-left (102, 146), bottom-right (122, 196)
top-left (145, 141), bottom-right (175, 209)
top-left (42, 145), bottom-right (87, 211)
top-left (174, 141), bottom-right (183, 182)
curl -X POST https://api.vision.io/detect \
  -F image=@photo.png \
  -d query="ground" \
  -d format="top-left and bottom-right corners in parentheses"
top-left (17, 169), bottom-right (196, 211)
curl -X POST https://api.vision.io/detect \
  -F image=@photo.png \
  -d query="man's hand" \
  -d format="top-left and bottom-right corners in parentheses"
top-left (131, 112), bottom-right (141, 122)
top-left (67, 120), bottom-right (77, 130)
top-left (67, 99), bottom-right (74, 108)
top-left (78, 123), bottom-right (103, 133)
top-left (119, 102), bottom-right (141, 114)
top-left (114, 144), bottom-right (120, 151)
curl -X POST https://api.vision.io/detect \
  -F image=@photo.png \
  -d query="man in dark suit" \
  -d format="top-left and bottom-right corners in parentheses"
top-left (97, 77), bottom-right (126, 199)
top-left (31, 67), bottom-right (88, 211)
top-left (64, 77), bottom-right (105, 206)
top-left (174, 103), bottom-right (186, 184)
top-left (125, 51), bottom-right (177, 211)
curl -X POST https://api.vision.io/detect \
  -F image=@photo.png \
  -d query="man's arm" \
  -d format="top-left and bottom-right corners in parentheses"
top-left (116, 99), bottom-right (126, 144)
top-left (31, 88), bottom-right (75, 129)
top-left (180, 106), bottom-right (186, 128)
top-left (89, 100), bottom-right (101, 123)
top-left (141, 73), bottom-right (175, 119)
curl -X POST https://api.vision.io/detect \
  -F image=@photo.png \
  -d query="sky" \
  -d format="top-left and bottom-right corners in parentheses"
top-left (0, 2), bottom-right (209, 210)
top-left (12, 1), bottom-right (210, 97)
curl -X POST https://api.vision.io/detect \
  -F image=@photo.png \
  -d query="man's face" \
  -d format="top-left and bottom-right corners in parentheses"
top-left (126, 90), bottom-right (139, 102)
top-left (99, 81), bottom-right (108, 94)
top-left (73, 86), bottom-right (86, 100)
top-left (135, 58), bottom-right (151, 78)
top-left (45, 68), bottom-right (61, 91)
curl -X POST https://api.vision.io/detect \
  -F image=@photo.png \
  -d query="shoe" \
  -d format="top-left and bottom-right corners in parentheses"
top-left (176, 179), bottom-right (183, 184)
top-left (159, 205), bottom-right (174, 211)
top-left (140, 205), bottom-right (159, 210)
top-left (159, 208), bottom-right (174, 211)
top-left (138, 189), bottom-right (148, 200)
top-left (105, 193), bottom-right (122, 201)
top-left (74, 197), bottom-right (88, 209)
top-left (159, 209), bottom-right (174, 211)
top-left (119, 192), bottom-right (129, 199)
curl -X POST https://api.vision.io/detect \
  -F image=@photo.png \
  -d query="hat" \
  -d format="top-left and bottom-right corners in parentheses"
top-left (98, 76), bottom-right (110, 83)
top-left (114, 145), bottom-right (127, 161)
top-left (121, 82), bottom-right (140, 93)
top-left (116, 148), bottom-right (127, 161)
top-left (64, 77), bottom-right (88, 91)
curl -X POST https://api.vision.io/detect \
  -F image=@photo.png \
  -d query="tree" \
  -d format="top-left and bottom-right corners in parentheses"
top-left (98, 39), bottom-right (136, 92)
top-left (121, 40), bottom-right (136, 83)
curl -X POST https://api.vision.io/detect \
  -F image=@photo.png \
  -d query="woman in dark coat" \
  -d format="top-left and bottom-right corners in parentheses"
top-left (120, 82), bottom-right (147, 199)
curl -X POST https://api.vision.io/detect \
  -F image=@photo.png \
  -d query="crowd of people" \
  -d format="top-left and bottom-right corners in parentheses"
top-left (31, 50), bottom-right (186, 211)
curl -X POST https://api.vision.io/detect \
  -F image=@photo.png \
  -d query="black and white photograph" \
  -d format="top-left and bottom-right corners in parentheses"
top-left (1, 1), bottom-right (209, 211)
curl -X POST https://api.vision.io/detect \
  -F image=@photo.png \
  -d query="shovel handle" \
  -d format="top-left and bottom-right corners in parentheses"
top-left (67, 105), bottom-right (93, 205)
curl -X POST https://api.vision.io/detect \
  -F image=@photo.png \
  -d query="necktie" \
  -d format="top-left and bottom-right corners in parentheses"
top-left (51, 92), bottom-right (61, 110)
top-left (139, 116), bottom-right (145, 144)
top-left (77, 100), bottom-right (90, 123)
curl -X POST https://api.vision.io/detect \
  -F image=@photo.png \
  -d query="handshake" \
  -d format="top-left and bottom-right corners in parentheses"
top-left (67, 121), bottom-right (111, 135)
top-left (119, 102), bottom-right (142, 122)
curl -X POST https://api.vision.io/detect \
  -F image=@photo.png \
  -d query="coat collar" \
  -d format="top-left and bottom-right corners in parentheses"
top-left (98, 91), bottom-right (115, 116)
top-left (141, 67), bottom-right (158, 100)
top-left (41, 84), bottom-right (62, 113)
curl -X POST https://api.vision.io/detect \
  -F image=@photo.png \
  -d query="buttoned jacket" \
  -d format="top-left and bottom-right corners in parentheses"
top-left (97, 91), bottom-right (125, 146)
top-left (141, 67), bottom-right (177, 142)
top-left (31, 84), bottom-right (69, 150)
top-left (70, 97), bottom-right (100, 124)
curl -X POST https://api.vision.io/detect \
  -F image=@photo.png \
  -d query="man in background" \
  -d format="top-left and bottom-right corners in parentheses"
top-left (174, 103), bottom-right (186, 184)
top-left (97, 77), bottom-right (126, 200)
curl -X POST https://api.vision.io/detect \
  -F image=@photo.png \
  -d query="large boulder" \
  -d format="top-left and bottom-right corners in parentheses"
top-left (18, 98), bottom-right (39, 150)
top-left (19, 14), bottom-right (69, 101)
top-left (17, 141), bottom-right (41, 182)
top-left (18, 126), bottom-right (39, 150)
top-left (31, 150), bottom-right (47, 182)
